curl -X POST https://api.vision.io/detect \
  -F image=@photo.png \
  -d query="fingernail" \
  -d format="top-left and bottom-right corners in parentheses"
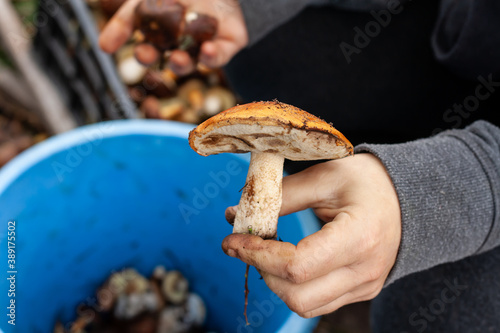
top-left (226, 249), bottom-right (237, 258)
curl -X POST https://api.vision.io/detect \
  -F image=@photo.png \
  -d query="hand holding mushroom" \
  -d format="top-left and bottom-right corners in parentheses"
top-left (99, 0), bottom-right (248, 75)
top-left (222, 153), bottom-right (402, 318)
top-left (189, 101), bottom-right (402, 319)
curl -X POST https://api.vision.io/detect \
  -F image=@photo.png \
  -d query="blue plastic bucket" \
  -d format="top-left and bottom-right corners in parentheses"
top-left (0, 120), bottom-right (320, 333)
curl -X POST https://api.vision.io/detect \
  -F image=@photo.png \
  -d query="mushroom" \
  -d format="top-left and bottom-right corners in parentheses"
top-left (158, 98), bottom-right (186, 120)
top-left (134, 0), bottom-right (185, 52)
top-left (180, 11), bottom-right (218, 59)
top-left (140, 96), bottom-right (185, 120)
top-left (141, 70), bottom-right (175, 98)
top-left (116, 45), bottom-right (148, 85)
top-left (162, 271), bottom-right (189, 305)
top-left (98, 268), bottom-right (150, 311)
top-left (177, 79), bottom-right (205, 112)
top-left (189, 100), bottom-right (353, 239)
top-left (114, 291), bottom-right (159, 319)
top-left (175, 106), bottom-right (201, 124)
top-left (121, 269), bottom-right (150, 294)
top-left (157, 307), bottom-right (188, 333)
top-left (152, 265), bottom-right (167, 280)
top-left (134, 0), bottom-right (217, 60)
top-left (182, 293), bottom-right (206, 327)
top-left (140, 95), bottom-right (162, 119)
top-left (202, 86), bottom-right (236, 118)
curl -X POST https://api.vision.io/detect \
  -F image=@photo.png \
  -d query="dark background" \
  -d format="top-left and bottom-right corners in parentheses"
top-left (225, 0), bottom-right (500, 174)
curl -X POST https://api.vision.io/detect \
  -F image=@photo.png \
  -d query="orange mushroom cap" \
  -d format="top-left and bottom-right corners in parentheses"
top-left (189, 100), bottom-right (353, 161)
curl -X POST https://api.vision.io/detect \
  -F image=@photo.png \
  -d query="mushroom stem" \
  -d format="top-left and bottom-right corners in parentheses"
top-left (233, 152), bottom-right (285, 239)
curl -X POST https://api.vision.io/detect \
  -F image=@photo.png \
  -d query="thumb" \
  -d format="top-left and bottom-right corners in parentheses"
top-left (279, 166), bottom-right (323, 217)
top-left (224, 163), bottom-right (329, 224)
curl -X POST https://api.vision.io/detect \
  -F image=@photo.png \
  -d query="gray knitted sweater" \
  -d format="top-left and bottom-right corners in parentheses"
top-left (239, 0), bottom-right (500, 286)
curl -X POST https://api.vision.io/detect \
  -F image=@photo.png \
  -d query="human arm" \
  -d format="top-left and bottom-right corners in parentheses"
top-left (224, 152), bottom-right (402, 318)
top-left (358, 120), bottom-right (500, 284)
top-left (222, 120), bottom-right (500, 317)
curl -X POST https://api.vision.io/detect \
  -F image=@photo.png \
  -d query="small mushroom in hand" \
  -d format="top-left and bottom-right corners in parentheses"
top-left (134, 0), bottom-right (217, 62)
top-left (134, 0), bottom-right (185, 53)
top-left (189, 100), bottom-right (353, 239)
top-left (181, 11), bottom-right (218, 59)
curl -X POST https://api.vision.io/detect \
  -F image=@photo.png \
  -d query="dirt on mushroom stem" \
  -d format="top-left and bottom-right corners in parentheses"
top-left (233, 152), bottom-right (284, 239)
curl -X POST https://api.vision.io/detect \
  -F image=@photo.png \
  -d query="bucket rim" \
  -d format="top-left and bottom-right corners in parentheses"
top-left (0, 120), bottom-right (193, 194)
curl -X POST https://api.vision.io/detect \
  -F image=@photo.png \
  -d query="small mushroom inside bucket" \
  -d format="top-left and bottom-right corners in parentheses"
top-left (0, 120), bottom-right (320, 333)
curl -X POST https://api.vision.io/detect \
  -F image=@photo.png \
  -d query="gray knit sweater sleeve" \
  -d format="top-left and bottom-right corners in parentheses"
top-left (355, 121), bottom-right (500, 284)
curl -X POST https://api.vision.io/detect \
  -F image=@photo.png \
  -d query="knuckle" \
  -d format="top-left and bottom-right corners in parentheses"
top-left (284, 258), bottom-right (308, 284)
top-left (358, 231), bottom-right (380, 255)
top-left (297, 310), bottom-right (314, 319)
top-left (364, 283), bottom-right (384, 301)
top-left (364, 265), bottom-right (385, 283)
top-left (285, 292), bottom-right (307, 315)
